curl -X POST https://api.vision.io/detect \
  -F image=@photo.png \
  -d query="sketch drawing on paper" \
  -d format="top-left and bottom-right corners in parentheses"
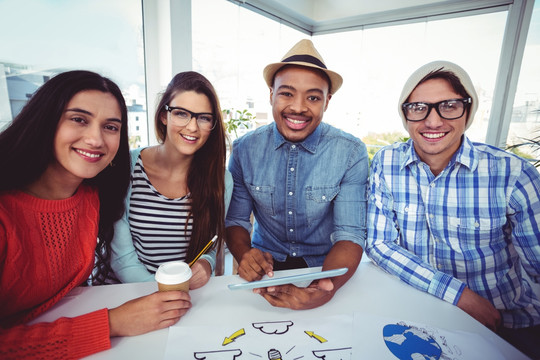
top-left (305, 330), bottom-right (327, 343)
top-left (193, 349), bottom-right (242, 360)
top-left (312, 347), bottom-right (354, 359)
top-left (192, 319), bottom-right (352, 359)
top-left (252, 321), bottom-right (294, 335)
top-left (222, 328), bottom-right (246, 345)
top-left (383, 323), bottom-right (442, 360)
top-left (383, 321), bottom-right (468, 360)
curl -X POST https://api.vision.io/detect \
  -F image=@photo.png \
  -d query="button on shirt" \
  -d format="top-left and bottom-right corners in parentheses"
top-left (366, 136), bottom-right (540, 328)
top-left (226, 122), bottom-right (368, 266)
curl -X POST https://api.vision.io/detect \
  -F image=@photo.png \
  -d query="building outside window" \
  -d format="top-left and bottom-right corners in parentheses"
top-left (0, 0), bottom-right (147, 148)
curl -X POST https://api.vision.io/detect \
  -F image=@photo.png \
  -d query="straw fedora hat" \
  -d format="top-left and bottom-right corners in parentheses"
top-left (263, 39), bottom-right (343, 94)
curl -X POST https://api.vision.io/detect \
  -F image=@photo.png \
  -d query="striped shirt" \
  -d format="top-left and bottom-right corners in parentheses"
top-left (366, 136), bottom-right (540, 328)
top-left (129, 156), bottom-right (192, 273)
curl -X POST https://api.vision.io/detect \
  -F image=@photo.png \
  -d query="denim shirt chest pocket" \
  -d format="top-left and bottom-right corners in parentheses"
top-left (305, 185), bottom-right (339, 227)
top-left (248, 184), bottom-right (275, 216)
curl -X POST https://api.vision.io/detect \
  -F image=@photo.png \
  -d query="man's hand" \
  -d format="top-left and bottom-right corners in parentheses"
top-left (237, 248), bottom-right (274, 281)
top-left (254, 241), bottom-right (362, 310)
top-left (226, 226), bottom-right (273, 281)
top-left (457, 287), bottom-right (501, 331)
top-left (108, 291), bottom-right (191, 337)
top-left (255, 279), bottom-right (335, 310)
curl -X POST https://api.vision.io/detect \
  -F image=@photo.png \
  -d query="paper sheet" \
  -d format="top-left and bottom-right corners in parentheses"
top-left (165, 314), bottom-right (354, 359)
top-left (164, 312), bottom-right (511, 359)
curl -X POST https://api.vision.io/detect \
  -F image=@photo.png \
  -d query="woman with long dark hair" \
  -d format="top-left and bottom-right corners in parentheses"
top-left (111, 71), bottom-right (232, 288)
top-left (0, 71), bottom-right (191, 359)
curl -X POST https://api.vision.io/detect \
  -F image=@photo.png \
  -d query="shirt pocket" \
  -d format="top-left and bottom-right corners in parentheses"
top-left (305, 185), bottom-right (339, 227)
top-left (248, 184), bottom-right (275, 216)
top-left (447, 215), bottom-right (507, 260)
top-left (394, 202), bottom-right (425, 233)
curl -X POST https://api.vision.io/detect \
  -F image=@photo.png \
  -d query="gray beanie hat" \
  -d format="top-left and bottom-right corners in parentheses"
top-left (398, 60), bottom-right (478, 131)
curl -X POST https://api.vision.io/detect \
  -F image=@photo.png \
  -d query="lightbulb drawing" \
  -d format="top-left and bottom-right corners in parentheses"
top-left (267, 348), bottom-right (282, 360)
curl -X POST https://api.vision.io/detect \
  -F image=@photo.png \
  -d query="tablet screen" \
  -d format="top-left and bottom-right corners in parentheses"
top-left (228, 267), bottom-right (348, 290)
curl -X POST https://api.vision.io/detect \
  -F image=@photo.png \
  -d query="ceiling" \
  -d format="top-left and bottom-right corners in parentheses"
top-left (226, 0), bottom-right (513, 34)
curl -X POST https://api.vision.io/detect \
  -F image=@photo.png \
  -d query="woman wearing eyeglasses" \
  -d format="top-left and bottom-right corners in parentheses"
top-left (111, 71), bottom-right (232, 289)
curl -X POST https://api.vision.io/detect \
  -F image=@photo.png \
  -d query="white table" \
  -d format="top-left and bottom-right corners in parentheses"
top-left (32, 259), bottom-right (528, 359)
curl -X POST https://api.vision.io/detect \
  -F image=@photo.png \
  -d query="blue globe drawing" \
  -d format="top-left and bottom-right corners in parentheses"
top-left (383, 324), bottom-right (442, 360)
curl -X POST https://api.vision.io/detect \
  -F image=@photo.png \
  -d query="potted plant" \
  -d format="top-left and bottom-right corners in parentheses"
top-left (223, 108), bottom-right (255, 138)
top-left (507, 130), bottom-right (540, 168)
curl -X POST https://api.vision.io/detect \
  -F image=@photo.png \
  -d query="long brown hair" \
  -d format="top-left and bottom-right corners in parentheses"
top-left (0, 70), bottom-right (131, 284)
top-left (154, 71), bottom-right (226, 262)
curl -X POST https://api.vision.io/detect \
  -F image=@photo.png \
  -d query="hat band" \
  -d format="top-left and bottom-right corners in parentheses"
top-left (282, 54), bottom-right (327, 69)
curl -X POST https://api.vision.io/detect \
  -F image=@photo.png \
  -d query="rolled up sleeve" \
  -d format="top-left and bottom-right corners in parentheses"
top-left (331, 141), bottom-right (369, 248)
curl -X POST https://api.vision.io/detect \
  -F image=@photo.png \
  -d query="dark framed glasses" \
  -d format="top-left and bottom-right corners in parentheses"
top-left (164, 105), bottom-right (216, 131)
top-left (402, 98), bottom-right (471, 122)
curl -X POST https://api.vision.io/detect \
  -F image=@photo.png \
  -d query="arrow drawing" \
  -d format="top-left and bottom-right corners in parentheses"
top-left (222, 328), bottom-right (246, 346)
top-left (305, 331), bottom-right (327, 343)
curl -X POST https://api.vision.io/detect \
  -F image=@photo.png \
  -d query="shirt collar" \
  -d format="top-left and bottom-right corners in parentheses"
top-left (400, 135), bottom-right (478, 172)
top-left (272, 122), bottom-right (323, 154)
top-left (400, 139), bottom-right (418, 170)
top-left (454, 135), bottom-right (477, 171)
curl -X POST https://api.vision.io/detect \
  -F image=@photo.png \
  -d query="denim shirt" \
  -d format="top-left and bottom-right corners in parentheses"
top-left (226, 122), bottom-right (369, 266)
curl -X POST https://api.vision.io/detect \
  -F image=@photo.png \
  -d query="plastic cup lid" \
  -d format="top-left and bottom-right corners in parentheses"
top-left (154, 261), bottom-right (192, 284)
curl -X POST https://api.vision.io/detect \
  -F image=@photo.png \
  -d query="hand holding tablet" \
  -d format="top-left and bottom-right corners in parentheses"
top-left (228, 267), bottom-right (348, 291)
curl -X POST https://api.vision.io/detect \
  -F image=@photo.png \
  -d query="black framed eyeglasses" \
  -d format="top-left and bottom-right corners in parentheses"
top-left (164, 105), bottom-right (216, 131)
top-left (402, 98), bottom-right (471, 122)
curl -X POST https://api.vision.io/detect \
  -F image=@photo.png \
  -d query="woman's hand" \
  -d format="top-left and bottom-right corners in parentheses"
top-left (189, 259), bottom-right (212, 289)
top-left (108, 291), bottom-right (191, 337)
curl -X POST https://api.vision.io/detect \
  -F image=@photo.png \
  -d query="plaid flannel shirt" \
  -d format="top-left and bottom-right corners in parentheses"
top-left (367, 136), bottom-right (540, 328)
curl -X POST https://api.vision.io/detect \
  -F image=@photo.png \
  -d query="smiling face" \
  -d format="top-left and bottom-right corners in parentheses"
top-left (161, 90), bottom-right (212, 158)
top-left (270, 66), bottom-right (331, 143)
top-left (406, 78), bottom-right (467, 175)
top-left (51, 90), bottom-right (122, 185)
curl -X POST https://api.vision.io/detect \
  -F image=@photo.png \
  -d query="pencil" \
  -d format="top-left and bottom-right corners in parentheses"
top-left (189, 235), bottom-right (218, 267)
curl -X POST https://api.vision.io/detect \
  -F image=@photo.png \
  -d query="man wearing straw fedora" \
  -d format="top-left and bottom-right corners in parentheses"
top-left (366, 61), bottom-right (540, 358)
top-left (225, 39), bottom-right (369, 310)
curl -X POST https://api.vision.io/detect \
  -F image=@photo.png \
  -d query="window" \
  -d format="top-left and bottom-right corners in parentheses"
top-left (194, 2), bottom-right (507, 152)
top-left (506, 1), bottom-right (540, 163)
top-left (192, 0), bottom-right (305, 140)
top-left (3, 1), bottom-right (522, 156)
top-left (0, 0), bottom-right (147, 147)
top-left (314, 11), bottom-right (507, 157)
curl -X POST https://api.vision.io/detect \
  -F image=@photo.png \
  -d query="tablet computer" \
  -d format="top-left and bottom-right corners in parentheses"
top-left (227, 267), bottom-right (348, 291)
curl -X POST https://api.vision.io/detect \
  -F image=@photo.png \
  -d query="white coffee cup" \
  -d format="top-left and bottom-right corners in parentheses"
top-left (155, 261), bottom-right (192, 292)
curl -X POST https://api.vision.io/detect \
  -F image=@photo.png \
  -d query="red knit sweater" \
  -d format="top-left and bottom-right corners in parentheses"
top-left (0, 186), bottom-right (111, 359)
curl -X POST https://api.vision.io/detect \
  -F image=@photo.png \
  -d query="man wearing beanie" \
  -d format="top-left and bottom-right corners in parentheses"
top-left (366, 61), bottom-right (540, 358)
top-left (225, 39), bottom-right (368, 310)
